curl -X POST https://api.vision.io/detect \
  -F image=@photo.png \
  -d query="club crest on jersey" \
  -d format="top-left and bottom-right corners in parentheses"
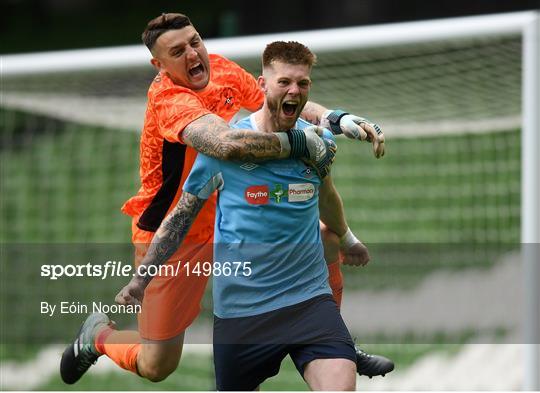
top-left (219, 87), bottom-right (234, 105)
top-left (245, 185), bottom-right (269, 205)
top-left (301, 167), bottom-right (315, 179)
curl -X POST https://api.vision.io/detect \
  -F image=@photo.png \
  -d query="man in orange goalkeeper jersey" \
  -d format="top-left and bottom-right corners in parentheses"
top-left (60, 12), bottom-right (391, 385)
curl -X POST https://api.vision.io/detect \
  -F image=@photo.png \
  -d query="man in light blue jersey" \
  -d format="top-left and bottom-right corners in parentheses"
top-left (116, 41), bottom-right (391, 390)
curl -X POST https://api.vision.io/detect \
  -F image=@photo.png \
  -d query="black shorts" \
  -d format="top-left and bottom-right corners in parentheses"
top-left (213, 294), bottom-right (356, 391)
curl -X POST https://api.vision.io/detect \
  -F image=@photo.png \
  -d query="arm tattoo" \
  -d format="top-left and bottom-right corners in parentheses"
top-left (138, 192), bottom-right (205, 284)
top-left (183, 114), bottom-right (282, 161)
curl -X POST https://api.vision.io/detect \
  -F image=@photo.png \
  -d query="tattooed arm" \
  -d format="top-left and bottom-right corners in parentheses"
top-left (115, 192), bottom-right (205, 306)
top-left (183, 114), bottom-right (335, 178)
top-left (182, 113), bottom-right (290, 161)
top-left (182, 114), bottom-right (287, 161)
top-left (181, 105), bottom-right (330, 162)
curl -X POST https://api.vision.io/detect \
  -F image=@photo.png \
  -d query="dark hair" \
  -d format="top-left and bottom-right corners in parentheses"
top-left (262, 41), bottom-right (316, 68)
top-left (142, 13), bottom-right (192, 51)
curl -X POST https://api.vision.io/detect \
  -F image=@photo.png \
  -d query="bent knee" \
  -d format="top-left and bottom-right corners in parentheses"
top-left (141, 362), bottom-right (178, 382)
top-left (138, 354), bottom-right (180, 382)
top-left (138, 336), bottom-right (184, 382)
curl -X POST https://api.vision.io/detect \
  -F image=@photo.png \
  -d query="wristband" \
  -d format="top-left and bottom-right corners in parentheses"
top-left (286, 129), bottom-right (307, 158)
top-left (276, 132), bottom-right (291, 158)
top-left (325, 110), bottom-right (349, 135)
top-left (339, 227), bottom-right (359, 249)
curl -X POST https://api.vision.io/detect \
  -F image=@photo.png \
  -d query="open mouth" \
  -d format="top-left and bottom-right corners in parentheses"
top-left (282, 101), bottom-right (298, 116)
top-left (188, 63), bottom-right (204, 77)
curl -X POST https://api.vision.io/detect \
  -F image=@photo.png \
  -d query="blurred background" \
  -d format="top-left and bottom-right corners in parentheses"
top-left (1, 0), bottom-right (539, 391)
top-left (1, 0), bottom-right (539, 53)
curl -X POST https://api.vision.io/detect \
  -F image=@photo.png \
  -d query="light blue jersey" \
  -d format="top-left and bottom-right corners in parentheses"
top-left (183, 114), bottom-right (333, 318)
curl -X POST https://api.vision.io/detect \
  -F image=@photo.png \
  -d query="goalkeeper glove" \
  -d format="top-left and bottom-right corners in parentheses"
top-left (277, 126), bottom-right (337, 179)
top-left (323, 109), bottom-right (385, 158)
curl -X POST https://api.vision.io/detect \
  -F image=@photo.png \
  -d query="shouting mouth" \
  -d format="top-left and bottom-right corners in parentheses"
top-left (282, 101), bottom-right (298, 117)
top-left (188, 62), bottom-right (204, 78)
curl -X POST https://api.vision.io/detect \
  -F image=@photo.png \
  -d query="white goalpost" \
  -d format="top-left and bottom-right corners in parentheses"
top-left (521, 11), bottom-right (540, 392)
top-left (1, 11), bottom-right (539, 390)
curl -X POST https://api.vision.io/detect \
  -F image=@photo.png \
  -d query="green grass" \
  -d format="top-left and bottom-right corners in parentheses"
top-left (0, 108), bottom-right (139, 243)
top-left (332, 129), bottom-right (521, 290)
top-left (0, 344), bottom-right (45, 362)
top-left (3, 343), bottom-right (461, 391)
top-left (37, 353), bottom-right (217, 391)
top-left (333, 130), bottom-right (521, 245)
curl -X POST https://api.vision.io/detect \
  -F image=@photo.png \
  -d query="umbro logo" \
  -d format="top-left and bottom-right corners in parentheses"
top-left (240, 163), bottom-right (258, 171)
top-left (225, 96), bottom-right (234, 105)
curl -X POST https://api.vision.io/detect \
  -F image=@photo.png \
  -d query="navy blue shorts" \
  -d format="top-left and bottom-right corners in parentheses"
top-left (213, 294), bottom-right (356, 391)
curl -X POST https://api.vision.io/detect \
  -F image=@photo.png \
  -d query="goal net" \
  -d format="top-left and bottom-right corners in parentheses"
top-left (1, 14), bottom-right (527, 245)
top-left (1, 11), bottom-right (538, 389)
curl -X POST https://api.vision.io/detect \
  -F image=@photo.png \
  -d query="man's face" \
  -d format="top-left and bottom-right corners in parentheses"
top-left (150, 25), bottom-right (210, 91)
top-left (260, 61), bottom-right (312, 130)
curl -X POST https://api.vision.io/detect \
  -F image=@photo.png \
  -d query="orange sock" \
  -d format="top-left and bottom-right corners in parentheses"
top-left (327, 260), bottom-right (343, 308)
top-left (95, 327), bottom-right (141, 375)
